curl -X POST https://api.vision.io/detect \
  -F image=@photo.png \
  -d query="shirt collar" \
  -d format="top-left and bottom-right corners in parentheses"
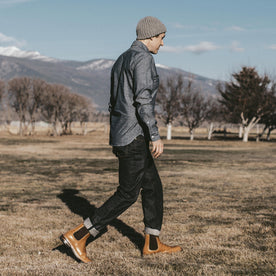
top-left (131, 40), bottom-right (150, 53)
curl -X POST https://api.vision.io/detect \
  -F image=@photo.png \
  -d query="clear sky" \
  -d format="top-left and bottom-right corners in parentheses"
top-left (0, 0), bottom-right (275, 80)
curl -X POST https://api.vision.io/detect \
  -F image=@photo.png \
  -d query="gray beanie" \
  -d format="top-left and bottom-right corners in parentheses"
top-left (136, 16), bottom-right (167, 40)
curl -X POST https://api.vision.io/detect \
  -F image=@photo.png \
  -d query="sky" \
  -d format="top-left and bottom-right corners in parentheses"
top-left (0, 0), bottom-right (275, 80)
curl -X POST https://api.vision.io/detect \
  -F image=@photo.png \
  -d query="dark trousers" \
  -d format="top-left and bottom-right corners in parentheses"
top-left (89, 135), bottom-right (163, 234)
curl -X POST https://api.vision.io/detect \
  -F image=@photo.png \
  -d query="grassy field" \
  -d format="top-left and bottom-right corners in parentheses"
top-left (0, 128), bottom-right (275, 275)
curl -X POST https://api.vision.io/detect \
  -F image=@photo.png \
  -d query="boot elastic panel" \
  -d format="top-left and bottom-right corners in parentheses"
top-left (73, 226), bottom-right (89, 240)
top-left (149, 235), bottom-right (158, 250)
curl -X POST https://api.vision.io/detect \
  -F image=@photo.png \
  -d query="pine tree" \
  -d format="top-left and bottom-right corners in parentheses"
top-left (218, 67), bottom-right (273, 142)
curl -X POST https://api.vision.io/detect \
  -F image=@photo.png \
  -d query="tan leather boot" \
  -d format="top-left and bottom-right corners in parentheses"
top-left (143, 234), bottom-right (182, 255)
top-left (60, 223), bottom-right (92, 263)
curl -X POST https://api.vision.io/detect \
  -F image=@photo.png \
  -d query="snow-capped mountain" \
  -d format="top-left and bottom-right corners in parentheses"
top-left (0, 46), bottom-right (57, 62)
top-left (156, 63), bottom-right (171, 70)
top-left (0, 50), bottom-right (219, 111)
top-left (77, 59), bottom-right (115, 71)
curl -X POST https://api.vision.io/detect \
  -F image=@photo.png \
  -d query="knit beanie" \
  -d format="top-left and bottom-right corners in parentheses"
top-left (136, 16), bottom-right (167, 40)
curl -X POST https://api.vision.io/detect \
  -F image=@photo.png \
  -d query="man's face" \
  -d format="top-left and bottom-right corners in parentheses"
top-left (148, 33), bottom-right (165, 54)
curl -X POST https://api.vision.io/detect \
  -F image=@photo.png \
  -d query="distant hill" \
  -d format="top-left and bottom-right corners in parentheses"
top-left (0, 53), bottom-right (219, 111)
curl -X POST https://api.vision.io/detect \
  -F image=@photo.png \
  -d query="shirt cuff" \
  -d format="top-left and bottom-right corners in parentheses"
top-left (150, 134), bottom-right (161, 141)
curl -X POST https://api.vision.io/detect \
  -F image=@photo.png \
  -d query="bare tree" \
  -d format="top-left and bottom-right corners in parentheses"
top-left (259, 83), bottom-right (276, 140)
top-left (0, 80), bottom-right (4, 120)
top-left (51, 84), bottom-right (69, 136)
top-left (57, 88), bottom-right (76, 134)
top-left (181, 80), bottom-right (215, 140)
top-left (27, 79), bottom-right (47, 135)
top-left (0, 80), bottom-right (4, 104)
top-left (156, 75), bottom-right (182, 140)
top-left (0, 80), bottom-right (5, 128)
top-left (75, 94), bottom-right (94, 135)
top-left (61, 93), bottom-right (77, 134)
top-left (8, 77), bottom-right (32, 136)
top-left (37, 83), bottom-right (52, 132)
top-left (206, 102), bottom-right (223, 140)
top-left (39, 83), bottom-right (66, 136)
top-left (59, 92), bottom-right (93, 135)
top-left (39, 84), bottom-right (93, 136)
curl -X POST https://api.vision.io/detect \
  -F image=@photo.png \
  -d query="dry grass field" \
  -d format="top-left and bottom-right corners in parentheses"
top-left (0, 127), bottom-right (275, 275)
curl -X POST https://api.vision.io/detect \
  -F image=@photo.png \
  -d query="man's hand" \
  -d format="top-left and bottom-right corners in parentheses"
top-left (151, 139), bottom-right (163, 158)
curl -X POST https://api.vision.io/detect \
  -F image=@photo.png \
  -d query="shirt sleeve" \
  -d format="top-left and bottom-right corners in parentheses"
top-left (133, 54), bottom-right (160, 141)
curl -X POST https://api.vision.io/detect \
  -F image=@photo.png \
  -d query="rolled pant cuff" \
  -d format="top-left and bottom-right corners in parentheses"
top-left (144, 227), bottom-right (160, 236)
top-left (83, 218), bottom-right (99, 237)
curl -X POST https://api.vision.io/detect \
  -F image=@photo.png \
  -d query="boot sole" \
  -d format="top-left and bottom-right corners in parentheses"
top-left (143, 247), bottom-right (182, 255)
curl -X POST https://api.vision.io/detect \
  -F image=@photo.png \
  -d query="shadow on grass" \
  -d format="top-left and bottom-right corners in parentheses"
top-left (53, 189), bottom-right (144, 261)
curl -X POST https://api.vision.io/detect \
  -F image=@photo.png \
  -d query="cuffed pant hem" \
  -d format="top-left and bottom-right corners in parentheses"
top-left (83, 218), bottom-right (99, 237)
top-left (144, 227), bottom-right (160, 236)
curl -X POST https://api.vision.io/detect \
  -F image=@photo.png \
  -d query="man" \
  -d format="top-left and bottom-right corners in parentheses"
top-left (60, 16), bottom-right (182, 263)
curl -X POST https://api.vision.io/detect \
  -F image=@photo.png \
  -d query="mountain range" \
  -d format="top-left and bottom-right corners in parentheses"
top-left (0, 47), bottom-right (220, 111)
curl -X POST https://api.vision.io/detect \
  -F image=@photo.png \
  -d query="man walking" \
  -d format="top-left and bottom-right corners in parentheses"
top-left (60, 16), bottom-right (182, 263)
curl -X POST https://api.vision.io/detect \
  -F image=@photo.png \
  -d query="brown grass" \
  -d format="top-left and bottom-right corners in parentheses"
top-left (0, 128), bottom-right (275, 275)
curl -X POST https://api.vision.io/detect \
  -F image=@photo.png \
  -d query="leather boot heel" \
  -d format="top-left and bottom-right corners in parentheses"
top-left (60, 235), bottom-right (70, 248)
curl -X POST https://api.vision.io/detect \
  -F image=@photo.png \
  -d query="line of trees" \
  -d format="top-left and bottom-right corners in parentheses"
top-left (1, 66), bottom-right (275, 141)
top-left (157, 75), bottom-right (218, 141)
top-left (0, 77), bottom-right (95, 136)
top-left (157, 66), bottom-right (276, 142)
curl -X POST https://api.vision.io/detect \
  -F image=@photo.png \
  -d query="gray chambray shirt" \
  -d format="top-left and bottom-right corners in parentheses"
top-left (109, 40), bottom-right (161, 146)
